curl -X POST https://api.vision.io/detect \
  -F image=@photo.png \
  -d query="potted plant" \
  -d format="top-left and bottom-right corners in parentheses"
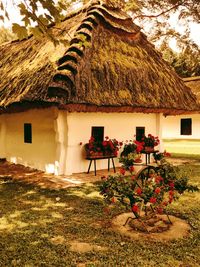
top-left (84, 136), bottom-right (122, 158)
top-left (153, 150), bottom-right (171, 163)
top-left (119, 140), bottom-right (143, 169)
top-left (142, 134), bottom-right (160, 151)
top-left (102, 137), bottom-right (121, 157)
top-left (84, 136), bottom-right (104, 157)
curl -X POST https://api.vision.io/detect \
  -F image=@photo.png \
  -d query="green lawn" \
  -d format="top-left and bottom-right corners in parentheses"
top-left (0, 162), bottom-right (200, 266)
top-left (164, 139), bottom-right (200, 156)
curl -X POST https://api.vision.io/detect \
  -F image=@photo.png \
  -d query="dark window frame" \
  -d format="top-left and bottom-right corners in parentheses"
top-left (180, 118), bottom-right (192, 135)
top-left (24, 123), bottom-right (32, 143)
top-left (136, 127), bottom-right (145, 141)
top-left (91, 126), bottom-right (104, 142)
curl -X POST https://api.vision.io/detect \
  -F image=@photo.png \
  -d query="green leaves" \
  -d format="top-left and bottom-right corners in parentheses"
top-left (12, 23), bottom-right (28, 40)
top-left (29, 26), bottom-right (44, 38)
top-left (0, 0), bottom-right (199, 50)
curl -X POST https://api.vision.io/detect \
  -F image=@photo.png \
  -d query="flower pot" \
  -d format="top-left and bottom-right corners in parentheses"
top-left (144, 146), bottom-right (154, 152)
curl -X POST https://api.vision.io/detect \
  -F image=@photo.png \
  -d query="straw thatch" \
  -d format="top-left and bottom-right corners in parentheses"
top-left (183, 76), bottom-right (200, 104)
top-left (0, 0), bottom-right (199, 115)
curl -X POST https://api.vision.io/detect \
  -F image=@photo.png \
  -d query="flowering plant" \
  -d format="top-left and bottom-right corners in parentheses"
top-left (84, 136), bottom-right (103, 157)
top-left (119, 140), bottom-right (143, 169)
top-left (153, 151), bottom-right (171, 162)
top-left (102, 137), bottom-right (122, 156)
top-left (84, 136), bottom-right (122, 157)
top-left (142, 134), bottom-right (160, 148)
top-left (100, 159), bottom-right (199, 221)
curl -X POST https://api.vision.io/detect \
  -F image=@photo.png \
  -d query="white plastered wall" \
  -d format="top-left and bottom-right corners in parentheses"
top-left (163, 114), bottom-right (200, 139)
top-left (62, 112), bottom-right (161, 175)
top-left (0, 107), bottom-right (58, 172)
top-left (0, 108), bottom-right (164, 175)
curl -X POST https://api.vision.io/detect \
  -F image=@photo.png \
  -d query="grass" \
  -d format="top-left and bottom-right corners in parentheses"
top-left (0, 161), bottom-right (200, 266)
top-left (163, 139), bottom-right (200, 155)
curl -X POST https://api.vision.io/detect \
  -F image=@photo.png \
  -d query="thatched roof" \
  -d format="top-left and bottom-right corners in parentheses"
top-left (0, 0), bottom-right (199, 115)
top-left (183, 76), bottom-right (200, 104)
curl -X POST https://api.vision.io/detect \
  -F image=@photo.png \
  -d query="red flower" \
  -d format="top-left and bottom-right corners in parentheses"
top-left (102, 141), bottom-right (107, 146)
top-left (162, 201), bottom-right (168, 206)
top-left (169, 190), bottom-right (174, 196)
top-left (129, 165), bottom-right (134, 173)
top-left (155, 187), bottom-right (161, 194)
top-left (132, 204), bottom-right (139, 213)
top-left (119, 168), bottom-right (126, 175)
top-left (164, 151), bottom-right (171, 157)
top-left (119, 142), bottom-right (123, 147)
top-left (131, 175), bottom-right (136, 180)
top-left (89, 136), bottom-right (95, 142)
top-left (111, 197), bottom-right (116, 203)
top-left (169, 182), bottom-right (175, 188)
top-left (150, 197), bottom-right (157, 204)
top-left (169, 197), bottom-right (173, 203)
top-left (134, 140), bottom-right (144, 153)
top-left (136, 188), bottom-right (142, 195)
top-left (155, 176), bottom-right (163, 184)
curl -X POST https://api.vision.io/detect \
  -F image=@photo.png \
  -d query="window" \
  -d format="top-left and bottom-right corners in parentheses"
top-left (136, 127), bottom-right (145, 141)
top-left (180, 118), bottom-right (192, 135)
top-left (91, 126), bottom-right (104, 142)
top-left (24, 123), bottom-right (32, 143)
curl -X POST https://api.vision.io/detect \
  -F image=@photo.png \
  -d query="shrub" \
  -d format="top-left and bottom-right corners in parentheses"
top-left (100, 159), bottom-right (199, 219)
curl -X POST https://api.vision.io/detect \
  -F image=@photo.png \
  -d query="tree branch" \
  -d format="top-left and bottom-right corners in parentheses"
top-left (133, 1), bottom-right (187, 20)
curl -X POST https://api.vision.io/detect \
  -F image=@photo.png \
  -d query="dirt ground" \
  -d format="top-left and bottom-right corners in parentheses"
top-left (111, 212), bottom-right (191, 242)
top-left (0, 157), bottom-right (198, 189)
top-left (0, 160), bottom-right (114, 189)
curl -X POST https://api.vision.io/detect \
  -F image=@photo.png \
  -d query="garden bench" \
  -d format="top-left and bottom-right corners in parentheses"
top-left (86, 155), bottom-right (117, 176)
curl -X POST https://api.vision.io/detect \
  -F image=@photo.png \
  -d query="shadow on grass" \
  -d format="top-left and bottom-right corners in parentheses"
top-left (0, 171), bottom-right (200, 266)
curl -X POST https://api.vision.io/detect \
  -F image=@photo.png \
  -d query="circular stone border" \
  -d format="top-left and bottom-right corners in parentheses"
top-left (111, 212), bottom-right (190, 241)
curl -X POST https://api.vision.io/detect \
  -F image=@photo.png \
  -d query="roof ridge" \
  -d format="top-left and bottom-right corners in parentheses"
top-left (183, 76), bottom-right (200, 82)
top-left (48, 2), bottom-right (141, 100)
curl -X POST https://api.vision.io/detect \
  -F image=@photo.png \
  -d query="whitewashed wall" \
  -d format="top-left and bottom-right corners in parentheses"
top-left (0, 107), bottom-right (57, 172)
top-left (63, 112), bottom-right (160, 175)
top-left (0, 108), bottom-right (163, 175)
top-left (163, 114), bottom-right (200, 139)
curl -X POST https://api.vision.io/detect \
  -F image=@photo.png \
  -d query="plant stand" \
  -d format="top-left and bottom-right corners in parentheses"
top-left (86, 155), bottom-right (117, 176)
top-left (141, 150), bottom-right (159, 165)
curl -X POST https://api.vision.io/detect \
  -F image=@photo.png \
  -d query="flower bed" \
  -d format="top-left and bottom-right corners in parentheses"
top-left (100, 158), bottom-right (199, 224)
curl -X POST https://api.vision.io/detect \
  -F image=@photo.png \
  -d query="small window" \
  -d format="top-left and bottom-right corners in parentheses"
top-left (24, 123), bottom-right (32, 143)
top-left (136, 127), bottom-right (145, 141)
top-left (91, 126), bottom-right (104, 142)
top-left (180, 118), bottom-right (192, 135)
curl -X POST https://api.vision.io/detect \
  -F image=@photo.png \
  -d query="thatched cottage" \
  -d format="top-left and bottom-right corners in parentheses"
top-left (0, 1), bottom-right (199, 175)
top-left (163, 76), bottom-right (200, 140)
